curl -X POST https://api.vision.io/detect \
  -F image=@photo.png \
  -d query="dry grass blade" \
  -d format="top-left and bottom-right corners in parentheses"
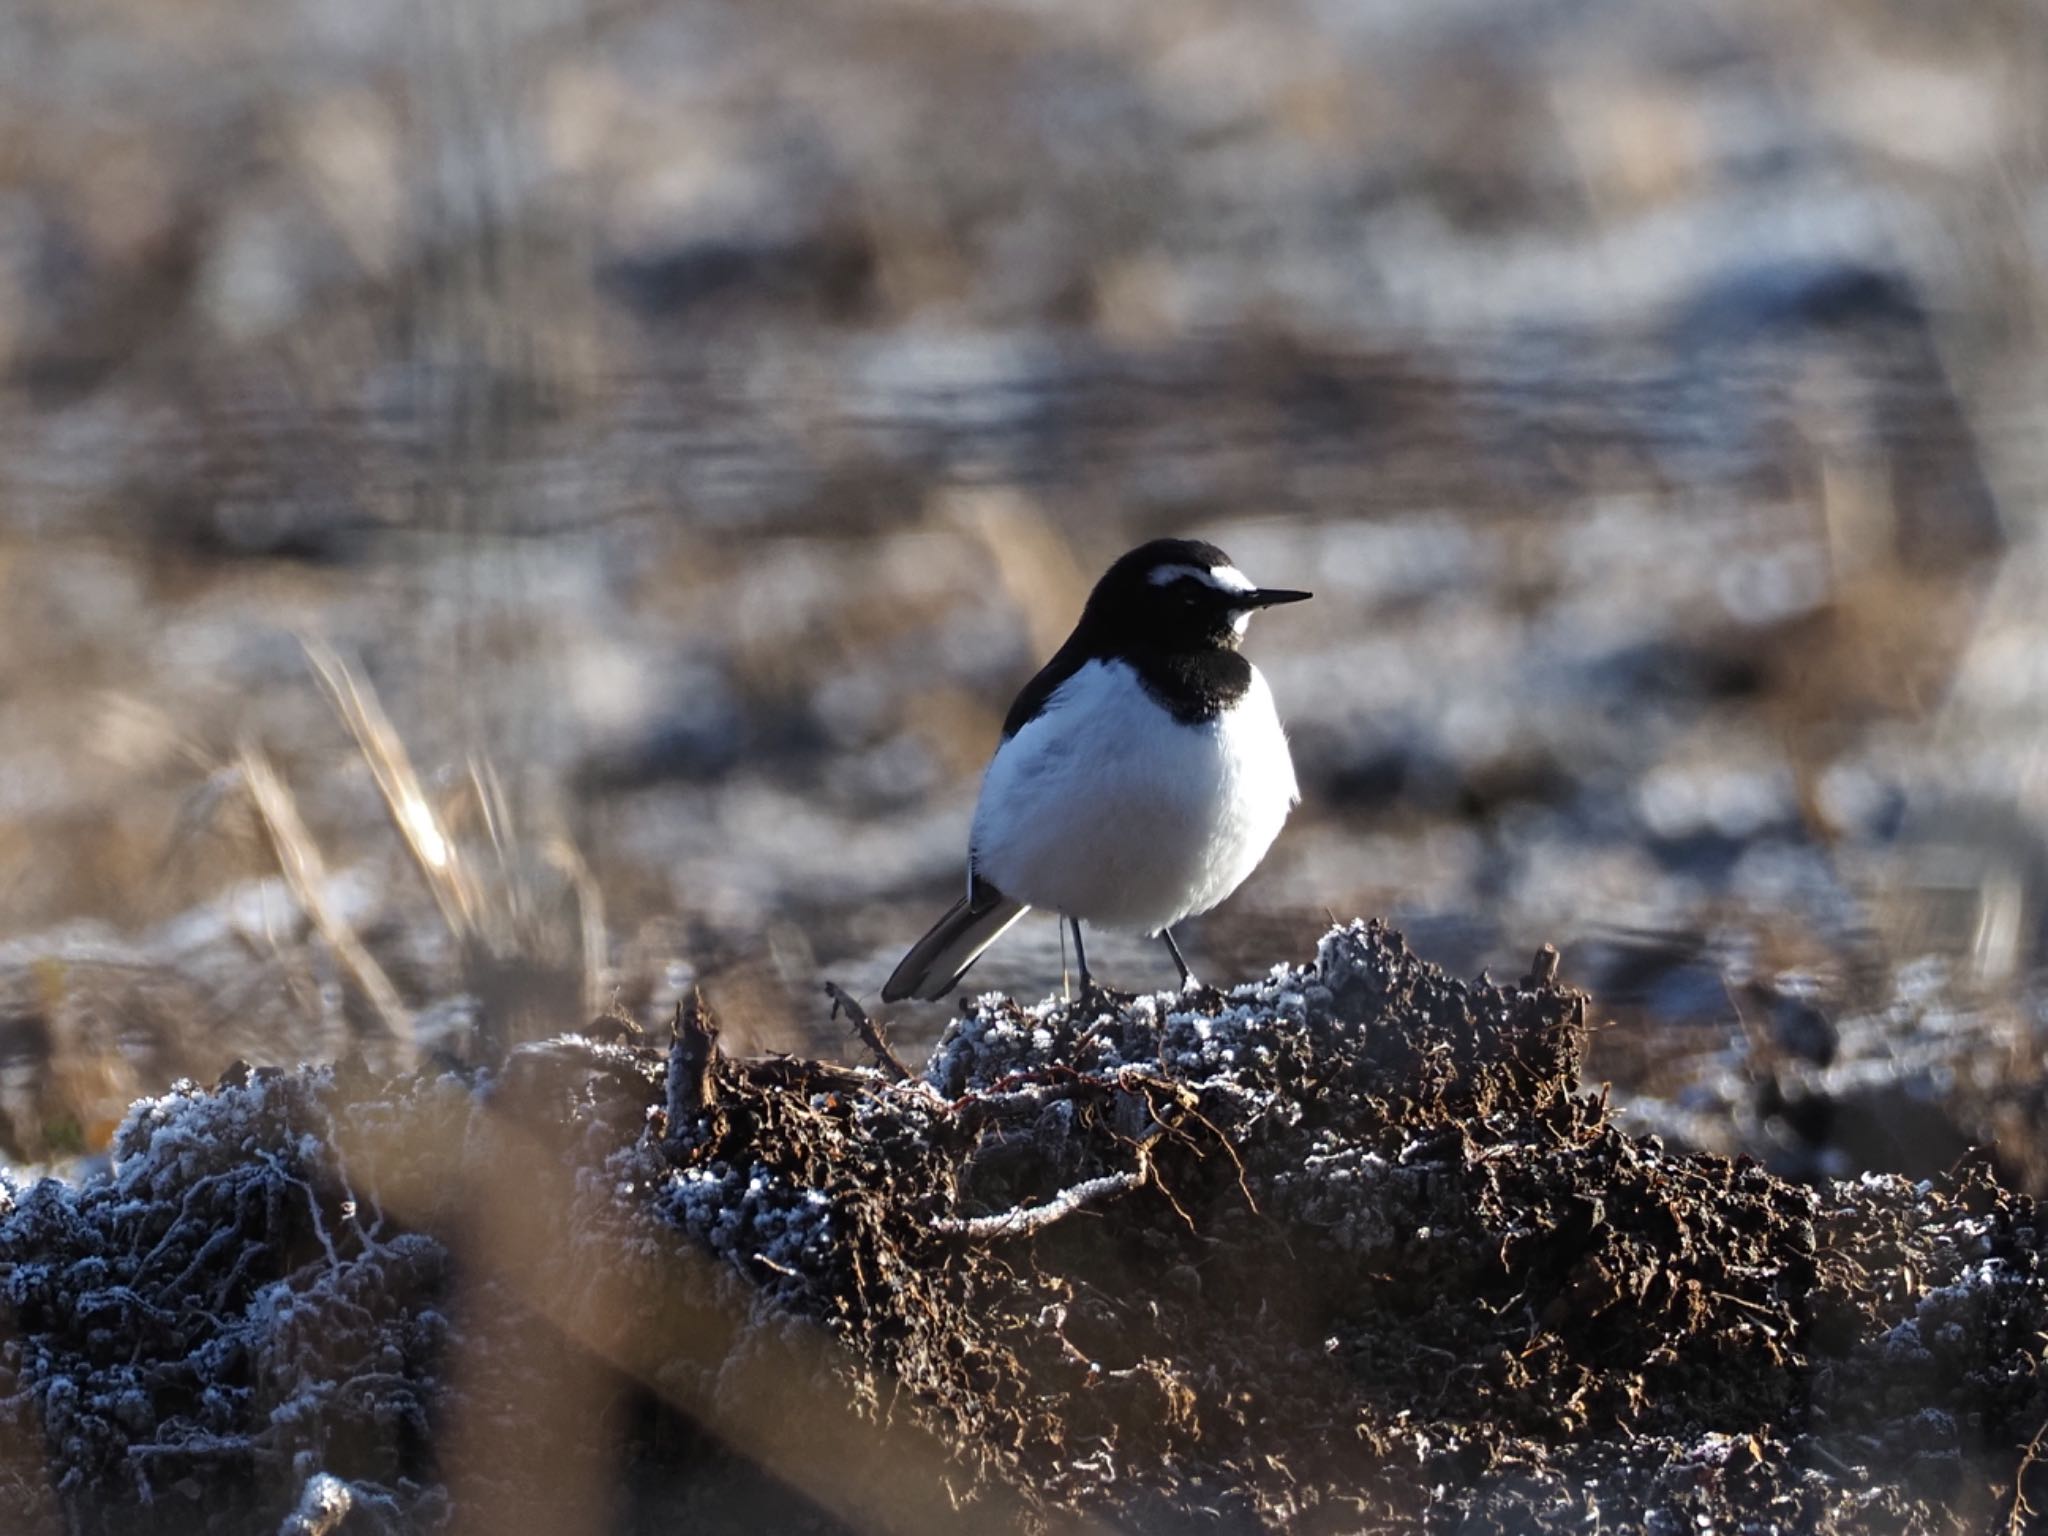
top-left (302, 642), bottom-right (608, 1056)
top-left (468, 754), bottom-right (515, 885)
top-left (946, 486), bottom-right (1088, 658)
top-left (538, 828), bottom-right (608, 1021)
top-left (238, 744), bottom-right (414, 1047)
top-left (301, 636), bottom-right (484, 944)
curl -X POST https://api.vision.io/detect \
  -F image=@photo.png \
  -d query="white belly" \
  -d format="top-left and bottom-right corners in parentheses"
top-left (969, 658), bottom-right (1298, 934)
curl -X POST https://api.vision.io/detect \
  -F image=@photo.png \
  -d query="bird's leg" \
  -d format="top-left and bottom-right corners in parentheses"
top-left (1069, 917), bottom-right (1100, 1006)
top-left (1160, 926), bottom-right (1198, 991)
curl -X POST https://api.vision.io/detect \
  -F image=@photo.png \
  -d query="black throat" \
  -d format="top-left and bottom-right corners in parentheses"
top-left (1117, 644), bottom-right (1252, 725)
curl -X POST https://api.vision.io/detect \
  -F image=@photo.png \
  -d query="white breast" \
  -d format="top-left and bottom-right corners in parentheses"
top-left (968, 659), bottom-right (1298, 934)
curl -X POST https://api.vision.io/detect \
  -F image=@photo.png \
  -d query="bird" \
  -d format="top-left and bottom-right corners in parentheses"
top-left (882, 537), bottom-right (1310, 1003)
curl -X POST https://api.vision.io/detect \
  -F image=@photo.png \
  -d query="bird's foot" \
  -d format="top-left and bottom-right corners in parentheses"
top-left (1074, 979), bottom-right (1116, 1015)
top-left (1069, 982), bottom-right (1133, 1054)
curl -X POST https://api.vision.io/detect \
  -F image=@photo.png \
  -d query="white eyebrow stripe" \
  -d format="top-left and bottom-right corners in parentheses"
top-left (1147, 562), bottom-right (1256, 593)
top-left (1208, 564), bottom-right (1255, 593)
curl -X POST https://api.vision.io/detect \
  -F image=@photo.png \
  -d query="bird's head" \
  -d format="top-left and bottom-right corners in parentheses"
top-left (1083, 538), bottom-right (1311, 651)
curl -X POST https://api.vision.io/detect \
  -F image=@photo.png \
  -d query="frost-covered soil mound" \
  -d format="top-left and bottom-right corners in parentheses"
top-left (0, 922), bottom-right (2042, 1534)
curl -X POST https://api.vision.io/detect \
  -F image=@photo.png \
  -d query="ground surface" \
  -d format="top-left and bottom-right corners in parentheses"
top-left (1, 923), bottom-right (2040, 1534)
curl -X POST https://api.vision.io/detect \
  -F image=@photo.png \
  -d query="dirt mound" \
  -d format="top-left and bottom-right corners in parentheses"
top-left (0, 921), bottom-right (2041, 1533)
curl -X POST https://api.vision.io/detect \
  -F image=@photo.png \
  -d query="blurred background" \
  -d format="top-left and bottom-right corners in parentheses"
top-left (0, 0), bottom-right (2044, 1185)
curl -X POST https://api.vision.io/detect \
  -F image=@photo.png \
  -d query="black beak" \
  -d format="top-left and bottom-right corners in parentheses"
top-left (1241, 588), bottom-right (1312, 609)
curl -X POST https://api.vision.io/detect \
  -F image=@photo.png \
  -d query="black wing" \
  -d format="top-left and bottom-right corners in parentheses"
top-left (999, 633), bottom-right (1092, 739)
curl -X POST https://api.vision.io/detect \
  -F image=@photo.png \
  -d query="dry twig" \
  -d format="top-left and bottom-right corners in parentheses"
top-left (931, 1143), bottom-right (1153, 1240)
top-left (667, 992), bottom-right (722, 1119)
top-left (825, 981), bottom-right (914, 1082)
top-left (2012, 1417), bottom-right (2048, 1536)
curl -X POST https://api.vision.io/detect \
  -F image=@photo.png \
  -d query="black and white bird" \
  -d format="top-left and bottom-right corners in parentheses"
top-left (882, 538), bottom-right (1310, 1002)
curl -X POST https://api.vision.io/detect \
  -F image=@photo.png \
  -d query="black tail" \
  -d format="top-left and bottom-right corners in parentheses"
top-left (881, 881), bottom-right (1030, 1002)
